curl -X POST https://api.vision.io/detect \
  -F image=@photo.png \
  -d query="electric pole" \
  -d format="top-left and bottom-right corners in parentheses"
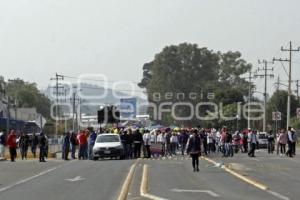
top-left (273, 41), bottom-right (300, 130)
top-left (254, 60), bottom-right (274, 132)
top-left (50, 73), bottom-right (64, 137)
top-left (245, 70), bottom-right (256, 129)
top-left (295, 80), bottom-right (299, 103)
top-left (70, 88), bottom-right (80, 132)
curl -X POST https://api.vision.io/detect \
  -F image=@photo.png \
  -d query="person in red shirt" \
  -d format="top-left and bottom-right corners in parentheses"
top-left (6, 130), bottom-right (17, 162)
top-left (77, 131), bottom-right (88, 160)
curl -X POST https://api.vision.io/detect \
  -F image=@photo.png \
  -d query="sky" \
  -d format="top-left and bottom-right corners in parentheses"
top-left (1, 0), bottom-right (300, 99)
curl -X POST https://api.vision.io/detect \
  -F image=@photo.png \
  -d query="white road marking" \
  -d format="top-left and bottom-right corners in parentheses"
top-left (171, 188), bottom-right (220, 197)
top-left (64, 176), bottom-right (85, 182)
top-left (0, 167), bottom-right (58, 192)
top-left (267, 190), bottom-right (290, 200)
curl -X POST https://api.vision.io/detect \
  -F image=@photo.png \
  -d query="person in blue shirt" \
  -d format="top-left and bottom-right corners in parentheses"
top-left (88, 131), bottom-right (97, 160)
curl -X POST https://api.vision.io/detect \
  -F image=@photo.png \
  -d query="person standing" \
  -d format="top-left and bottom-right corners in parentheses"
top-left (88, 131), bottom-right (97, 160)
top-left (77, 131), bottom-right (88, 160)
top-left (143, 130), bottom-right (151, 158)
top-left (276, 129), bottom-right (281, 155)
top-left (170, 132), bottom-right (179, 155)
top-left (286, 127), bottom-right (295, 158)
top-left (6, 130), bottom-right (17, 162)
top-left (278, 129), bottom-right (287, 156)
top-left (200, 130), bottom-right (208, 156)
top-left (126, 129), bottom-right (134, 159)
top-left (133, 129), bottom-right (143, 158)
top-left (165, 129), bottom-right (172, 157)
top-left (39, 132), bottom-right (47, 162)
top-left (19, 132), bottom-right (29, 160)
top-left (292, 128), bottom-right (297, 156)
top-left (207, 129), bottom-right (215, 155)
top-left (179, 130), bottom-right (189, 156)
top-left (267, 130), bottom-right (275, 154)
top-left (62, 132), bottom-right (70, 160)
top-left (0, 131), bottom-right (6, 158)
top-left (70, 132), bottom-right (77, 159)
top-left (31, 132), bottom-right (39, 158)
top-left (186, 130), bottom-right (202, 172)
top-left (248, 130), bottom-right (258, 157)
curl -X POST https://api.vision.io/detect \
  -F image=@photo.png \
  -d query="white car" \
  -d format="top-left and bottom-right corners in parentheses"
top-left (257, 132), bottom-right (268, 149)
top-left (92, 134), bottom-right (125, 160)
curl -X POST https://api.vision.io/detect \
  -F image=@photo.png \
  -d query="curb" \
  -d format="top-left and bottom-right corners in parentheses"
top-left (3, 151), bottom-right (61, 160)
top-left (0, 157), bottom-right (6, 161)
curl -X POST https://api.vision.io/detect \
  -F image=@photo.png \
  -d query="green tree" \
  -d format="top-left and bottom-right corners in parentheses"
top-left (5, 78), bottom-right (51, 118)
top-left (139, 43), bottom-right (252, 126)
top-left (267, 90), bottom-right (299, 129)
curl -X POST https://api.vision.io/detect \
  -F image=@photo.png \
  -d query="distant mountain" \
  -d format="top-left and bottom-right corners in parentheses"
top-left (42, 83), bottom-right (148, 115)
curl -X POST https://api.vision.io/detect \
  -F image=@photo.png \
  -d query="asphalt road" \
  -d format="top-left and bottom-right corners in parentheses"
top-left (0, 149), bottom-right (299, 200)
top-left (0, 159), bottom-right (135, 200)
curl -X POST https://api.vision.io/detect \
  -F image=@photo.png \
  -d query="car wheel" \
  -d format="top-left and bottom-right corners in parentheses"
top-left (93, 156), bottom-right (99, 161)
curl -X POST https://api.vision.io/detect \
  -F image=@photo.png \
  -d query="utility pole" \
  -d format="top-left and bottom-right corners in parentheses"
top-left (50, 73), bottom-right (64, 137)
top-left (254, 60), bottom-right (274, 132)
top-left (295, 80), bottom-right (299, 103)
top-left (71, 89), bottom-right (80, 132)
top-left (275, 76), bottom-right (281, 91)
top-left (64, 88), bottom-right (68, 133)
top-left (245, 70), bottom-right (256, 129)
top-left (274, 41), bottom-right (300, 130)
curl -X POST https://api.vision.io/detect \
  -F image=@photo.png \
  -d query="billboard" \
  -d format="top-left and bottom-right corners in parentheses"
top-left (120, 98), bottom-right (137, 119)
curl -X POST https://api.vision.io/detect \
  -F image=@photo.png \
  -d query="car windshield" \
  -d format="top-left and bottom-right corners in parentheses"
top-left (258, 134), bottom-right (267, 139)
top-left (97, 135), bottom-right (120, 143)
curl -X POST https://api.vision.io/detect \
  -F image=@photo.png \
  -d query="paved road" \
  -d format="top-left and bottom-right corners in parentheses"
top-left (129, 156), bottom-right (286, 200)
top-left (0, 159), bottom-right (135, 200)
top-left (0, 150), bottom-right (299, 200)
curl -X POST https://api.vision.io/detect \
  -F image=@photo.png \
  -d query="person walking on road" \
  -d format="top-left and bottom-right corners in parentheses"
top-left (187, 129), bottom-right (202, 172)
top-left (19, 132), bottom-right (29, 160)
top-left (0, 131), bottom-right (6, 158)
top-left (248, 130), bottom-right (258, 157)
top-left (6, 130), bottom-right (17, 162)
top-left (39, 132), bottom-right (47, 162)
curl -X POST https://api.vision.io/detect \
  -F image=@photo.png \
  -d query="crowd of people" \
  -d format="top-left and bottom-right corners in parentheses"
top-left (0, 126), bottom-right (298, 171)
top-left (0, 130), bottom-right (48, 162)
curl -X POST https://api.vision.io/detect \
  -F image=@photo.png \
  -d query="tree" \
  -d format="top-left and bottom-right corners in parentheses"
top-left (139, 43), bottom-right (252, 126)
top-left (5, 78), bottom-right (51, 118)
top-left (267, 90), bottom-right (299, 130)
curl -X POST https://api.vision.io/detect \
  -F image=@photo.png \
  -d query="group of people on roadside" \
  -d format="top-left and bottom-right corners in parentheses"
top-left (275, 127), bottom-right (297, 157)
top-left (0, 130), bottom-right (48, 162)
top-left (61, 129), bottom-right (97, 161)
